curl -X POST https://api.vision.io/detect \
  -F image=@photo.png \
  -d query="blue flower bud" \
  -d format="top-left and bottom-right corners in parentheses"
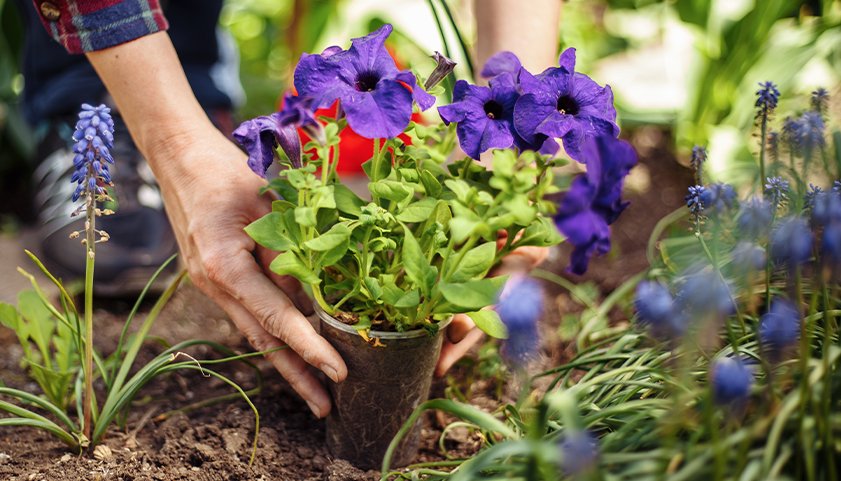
top-left (99, 146), bottom-right (114, 164)
top-left (91, 136), bottom-right (103, 149)
top-left (76, 117), bottom-right (92, 129)
top-left (78, 110), bottom-right (95, 119)
top-left (635, 280), bottom-right (687, 340)
top-left (73, 154), bottom-right (85, 169)
top-left (81, 103), bottom-right (95, 111)
top-left (770, 216), bottom-right (813, 267)
top-left (496, 276), bottom-right (543, 365)
top-left (72, 184), bottom-right (84, 202)
top-left (711, 357), bottom-right (753, 407)
top-left (701, 182), bottom-right (737, 216)
top-left (70, 170), bottom-right (82, 183)
top-left (738, 197), bottom-right (773, 238)
top-left (85, 126), bottom-right (97, 140)
top-left (677, 268), bottom-right (734, 316)
top-left (92, 161), bottom-right (102, 173)
top-left (88, 177), bottom-right (97, 190)
top-left (559, 430), bottom-right (599, 475)
top-left (730, 242), bottom-right (766, 272)
top-left (73, 139), bottom-right (89, 153)
top-left (72, 129), bottom-right (85, 141)
top-left (91, 115), bottom-right (100, 127)
top-left (759, 299), bottom-right (799, 357)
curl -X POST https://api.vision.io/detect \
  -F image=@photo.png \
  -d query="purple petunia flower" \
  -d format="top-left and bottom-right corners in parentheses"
top-left (496, 275), bottom-right (543, 366)
top-left (276, 92), bottom-right (326, 146)
top-left (553, 136), bottom-right (637, 275)
top-left (438, 73), bottom-right (555, 159)
top-left (513, 48), bottom-right (619, 161)
top-left (481, 51), bottom-right (523, 88)
top-left (233, 113), bottom-right (302, 177)
top-left (293, 24), bottom-right (435, 140)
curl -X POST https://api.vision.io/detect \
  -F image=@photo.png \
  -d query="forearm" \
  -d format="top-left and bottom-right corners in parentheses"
top-left (475, 0), bottom-right (562, 76)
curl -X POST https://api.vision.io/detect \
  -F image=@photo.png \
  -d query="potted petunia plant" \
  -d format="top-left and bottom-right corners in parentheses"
top-left (233, 24), bottom-right (636, 469)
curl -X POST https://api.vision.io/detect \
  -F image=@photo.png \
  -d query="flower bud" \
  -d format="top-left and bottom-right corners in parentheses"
top-left (559, 430), bottom-right (599, 475)
top-left (759, 299), bottom-right (799, 359)
top-left (424, 51), bottom-right (456, 91)
top-left (711, 357), bottom-right (753, 407)
top-left (496, 275), bottom-right (543, 366)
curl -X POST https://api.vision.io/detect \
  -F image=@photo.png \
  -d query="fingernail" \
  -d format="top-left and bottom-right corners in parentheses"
top-left (298, 290), bottom-right (315, 315)
top-left (321, 364), bottom-right (339, 383)
top-left (306, 400), bottom-right (322, 418)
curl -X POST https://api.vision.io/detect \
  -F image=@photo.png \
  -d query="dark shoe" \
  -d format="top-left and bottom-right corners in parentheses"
top-left (33, 108), bottom-right (178, 296)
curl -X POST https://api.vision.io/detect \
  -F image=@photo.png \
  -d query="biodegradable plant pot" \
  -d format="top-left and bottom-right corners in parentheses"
top-left (315, 304), bottom-right (451, 470)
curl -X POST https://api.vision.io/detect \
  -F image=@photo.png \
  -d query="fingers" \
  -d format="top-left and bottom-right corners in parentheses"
top-left (447, 313), bottom-right (476, 343)
top-left (490, 245), bottom-right (548, 277)
top-left (435, 327), bottom-right (485, 377)
top-left (198, 246), bottom-right (347, 384)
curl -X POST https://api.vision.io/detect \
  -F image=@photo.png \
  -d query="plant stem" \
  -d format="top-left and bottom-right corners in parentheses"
top-left (83, 184), bottom-right (96, 445)
top-left (759, 115), bottom-right (767, 190)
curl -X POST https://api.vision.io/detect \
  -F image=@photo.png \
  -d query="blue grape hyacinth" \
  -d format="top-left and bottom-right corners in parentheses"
top-left (634, 280), bottom-right (687, 340)
top-left (496, 276), bottom-right (543, 366)
top-left (755, 81), bottom-right (780, 116)
top-left (559, 430), bottom-right (599, 475)
top-left (70, 103), bottom-right (115, 202)
top-left (770, 216), bottom-right (813, 267)
top-left (711, 357), bottom-right (753, 407)
top-left (759, 299), bottom-right (799, 359)
top-left (738, 196), bottom-right (773, 238)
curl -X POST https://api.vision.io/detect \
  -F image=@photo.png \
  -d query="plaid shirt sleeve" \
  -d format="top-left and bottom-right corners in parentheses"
top-left (32, 0), bottom-right (168, 54)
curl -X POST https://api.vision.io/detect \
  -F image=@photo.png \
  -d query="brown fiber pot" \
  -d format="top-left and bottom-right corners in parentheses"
top-left (315, 303), bottom-right (451, 470)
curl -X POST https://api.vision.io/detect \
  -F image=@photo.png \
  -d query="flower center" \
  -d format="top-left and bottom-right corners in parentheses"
top-left (556, 95), bottom-right (580, 115)
top-left (355, 72), bottom-right (380, 92)
top-left (484, 100), bottom-right (504, 120)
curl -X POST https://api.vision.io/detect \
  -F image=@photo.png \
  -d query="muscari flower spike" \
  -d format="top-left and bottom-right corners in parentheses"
top-left (70, 103), bottom-right (115, 202)
top-left (438, 73), bottom-right (556, 159)
top-left (755, 81), bottom-right (780, 117)
top-left (685, 185), bottom-right (707, 221)
top-left (496, 275), bottom-right (544, 366)
top-left (764, 176), bottom-right (789, 208)
top-left (738, 196), bottom-right (773, 238)
top-left (812, 191), bottom-right (841, 264)
top-left (759, 299), bottom-right (799, 359)
top-left (700, 182), bottom-right (737, 216)
top-left (804, 184), bottom-right (825, 212)
top-left (769, 215), bottom-right (813, 268)
top-left (690, 145), bottom-right (707, 174)
top-left (767, 131), bottom-right (780, 163)
top-left (559, 430), bottom-right (599, 475)
top-left (634, 280), bottom-right (687, 340)
top-left (811, 87), bottom-right (829, 115)
top-left (553, 135), bottom-right (637, 275)
top-left (731, 241), bottom-right (767, 272)
top-left (677, 268), bottom-right (735, 317)
top-left (711, 356), bottom-right (753, 407)
top-left (293, 24), bottom-right (435, 140)
top-left (797, 111), bottom-right (826, 155)
top-left (513, 48), bottom-right (619, 161)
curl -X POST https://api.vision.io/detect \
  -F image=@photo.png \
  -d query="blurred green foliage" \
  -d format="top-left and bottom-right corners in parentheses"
top-left (0, 0), bottom-right (34, 171)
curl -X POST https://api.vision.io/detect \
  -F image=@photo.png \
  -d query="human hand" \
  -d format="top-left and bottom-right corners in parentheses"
top-left (152, 130), bottom-right (347, 418)
top-left (434, 233), bottom-right (547, 377)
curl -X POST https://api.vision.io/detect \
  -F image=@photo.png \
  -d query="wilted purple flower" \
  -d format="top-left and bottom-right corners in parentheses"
top-left (764, 177), bottom-right (789, 207)
top-left (233, 114), bottom-right (302, 177)
top-left (425, 51), bottom-right (457, 91)
top-left (293, 24), bottom-right (435, 139)
top-left (677, 268), bottom-right (735, 316)
top-left (811, 87), bottom-right (829, 115)
top-left (276, 92), bottom-right (325, 146)
top-left (553, 136), bottom-right (637, 275)
top-left (513, 48), bottom-right (618, 161)
top-left (730, 242), bottom-right (767, 272)
top-left (70, 103), bottom-right (115, 202)
top-left (769, 216), bottom-right (813, 267)
top-left (700, 182), bottom-right (737, 216)
top-left (559, 430), bottom-right (599, 475)
top-left (738, 196), bottom-right (773, 238)
top-left (755, 81), bottom-right (780, 116)
top-left (711, 357), bottom-right (753, 407)
top-left (438, 73), bottom-right (554, 159)
top-left (634, 281), bottom-right (687, 339)
top-left (496, 276), bottom-right (543, 365)
top-left (759, 299), bottom-right (799, 358)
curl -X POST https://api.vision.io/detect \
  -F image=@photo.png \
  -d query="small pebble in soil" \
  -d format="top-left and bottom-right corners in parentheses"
top-left (93, 445), bottom-right (113, 461)
top-left (0, 452), bottom-right (10, 464)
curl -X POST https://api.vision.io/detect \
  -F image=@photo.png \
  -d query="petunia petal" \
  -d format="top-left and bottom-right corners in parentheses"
top-left (233, 117), bottom-right (279, 178)
top-left (481, 51), bottom-right (523, 80)
top-left (342, 78), bottom-right (414, 139)
top-left (395, 70), bottom-right (436, 111)
top-left (559, 48), bottom-right (576, 74)
top-left (513, 92), bottom-right (558, 143)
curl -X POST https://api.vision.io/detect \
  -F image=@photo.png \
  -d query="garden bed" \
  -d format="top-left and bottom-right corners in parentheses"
top-left (0, 128), bottom-right (689, 480)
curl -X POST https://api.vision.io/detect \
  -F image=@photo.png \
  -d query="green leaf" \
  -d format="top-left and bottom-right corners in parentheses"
top-left (467, 310), bottom-right (508, 339)
top-left (333, 184), bottom-right (366, 217)
top-left (438, 279), bottom-right (499, 310)
top-left (395, 197), bottom-right (439, 223)
top-left (394, 288), bottom-right (421, 308)
top-left (261, 178), bottom-right (298, 205)
top-left (295, 206), bottom-right (317, 227)
top-left (420, 170), bottom-right (442, 198)
top-left (245, 212), bottom-right (300, 253)
top-left (445, 242), bottom-right (496, 282)
top-left (368, 181), bottom-right (412, 202)
top-left (17, 290), bottom-right (55, 363)
top-left (517, 217), bottom-right (564, 247)
top-left (448, 218), bottom-right (490, 244)
top-left (362, 151), bottom-right (392, 182)
top-left (305, 224), bottom-right (352, 251)
top-left (398, 168), bottom-right (419, 183)
top-left (314, 186), bottom-right (336, 210)
top-left (271, 200), bottom-right (296, 213)
top-left (315, 238), bottom-right (349, 268)
top-left (502, 195), bottom-right (538, 224)
top-left (364, 277), bottom-right (383, 301)
top-left (380, 283), bottom-right (404, 305)
top-left (269, 252), bottom-right (321, 285)
top-left (444, 179), bottom-right (472, 202)
top-left (402, 228), bottom-right (438, 296)
top-left (0, 303), bottom-right (21, 331)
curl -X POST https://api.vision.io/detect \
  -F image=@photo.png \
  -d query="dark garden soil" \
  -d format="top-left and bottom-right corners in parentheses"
top-left (0, 127), bottom-right (692, 480)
